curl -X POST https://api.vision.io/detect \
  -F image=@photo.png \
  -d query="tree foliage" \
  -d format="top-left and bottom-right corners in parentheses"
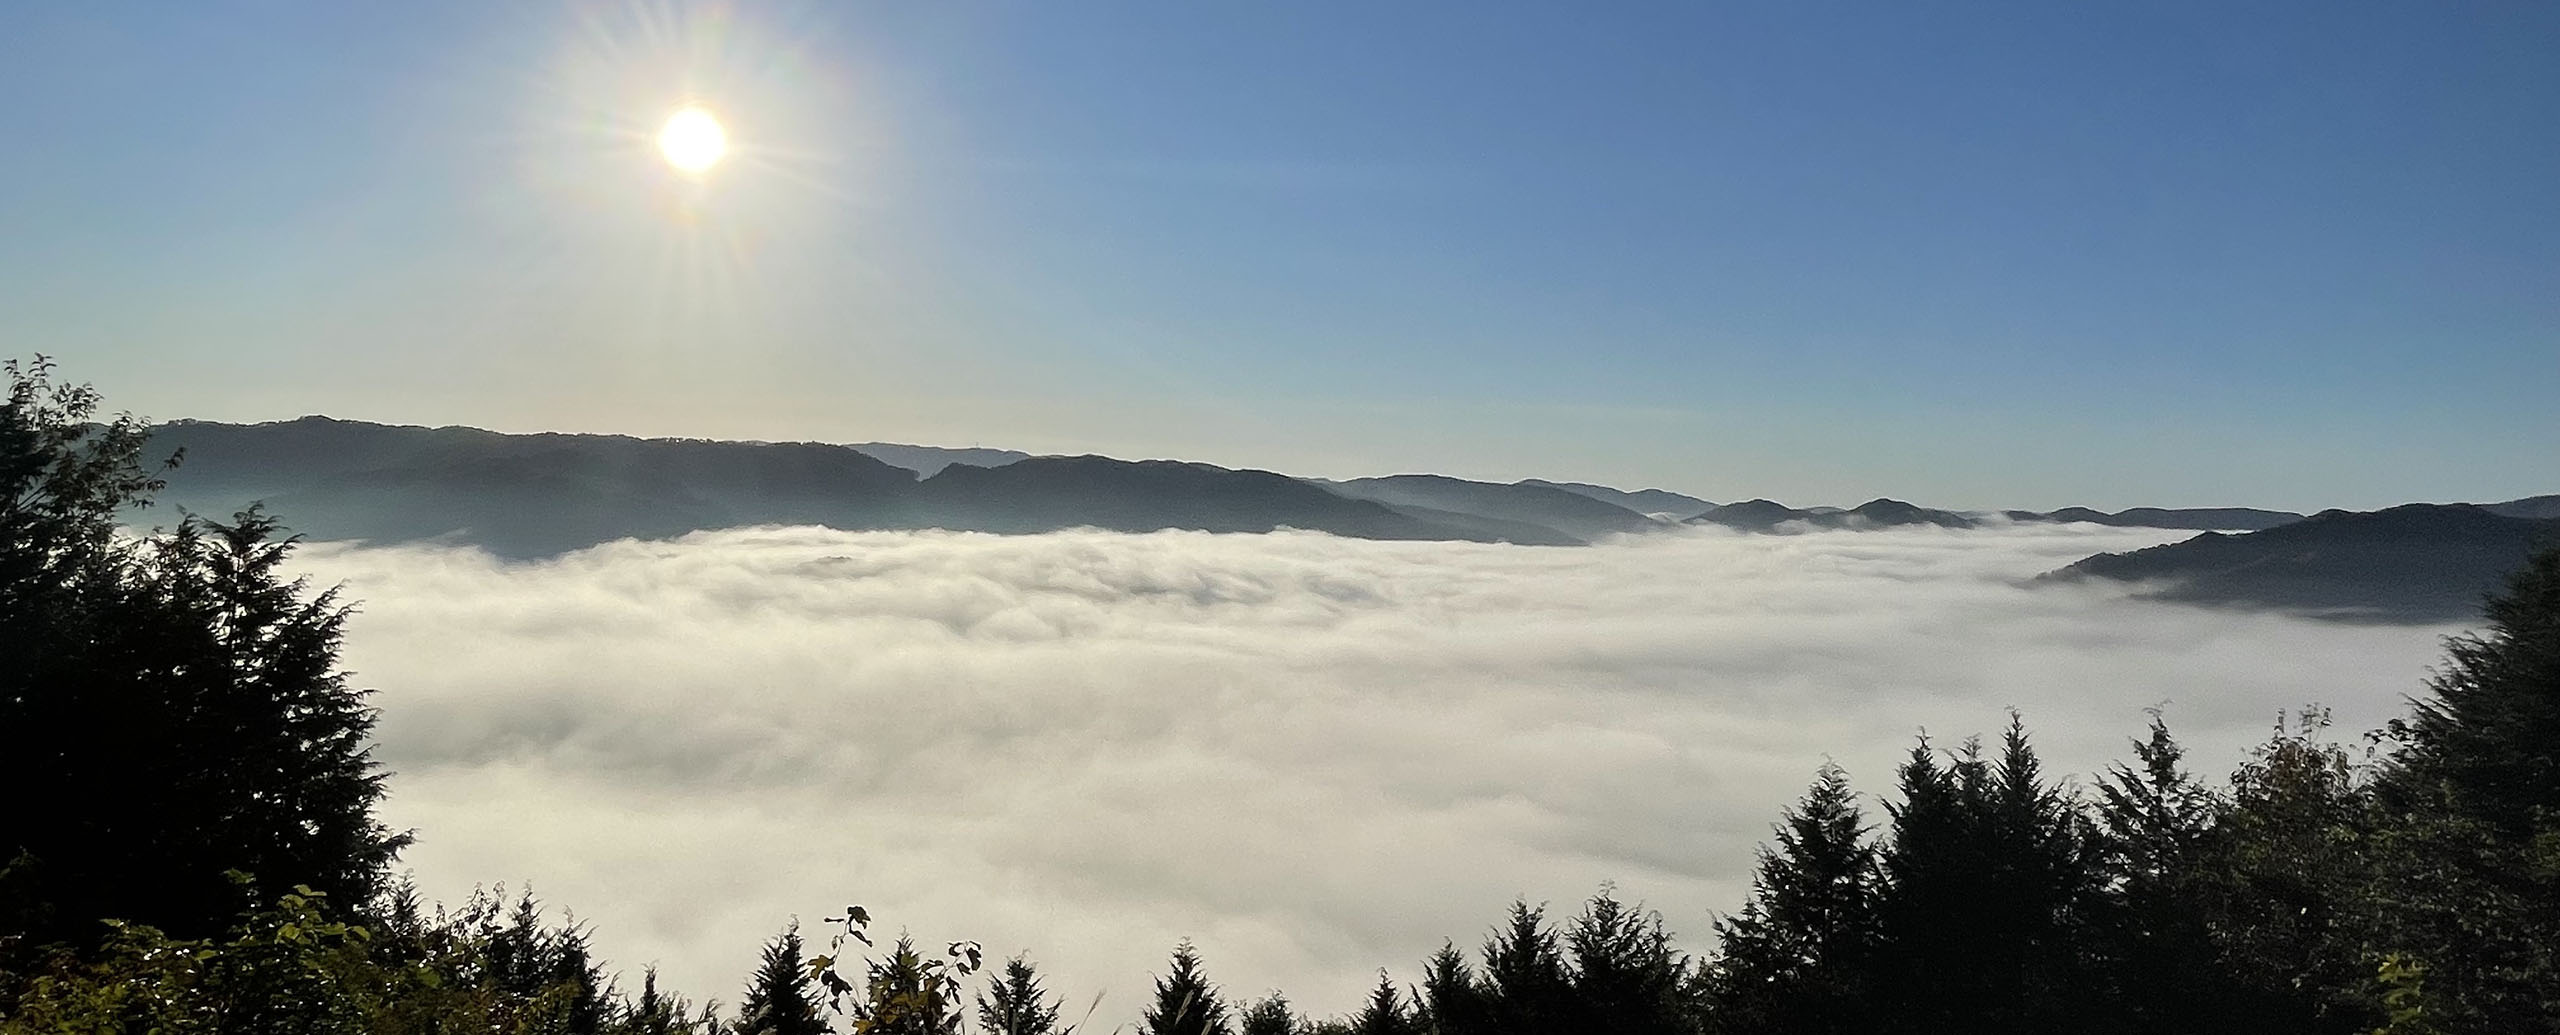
top-left (738, 924), bottom-right (825, 1035)
top-left (0, 357), bottom-right (409, 951)
top-left (1702, 763), bottom-right (1877, 1033)
top-left (1140, 942), bottom-right (1229, 1035)
top-left (976, 956), bottom-right (1065, 1035)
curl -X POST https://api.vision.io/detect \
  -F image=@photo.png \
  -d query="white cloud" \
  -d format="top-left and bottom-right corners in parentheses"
top-left (293, 523), bottom-right (2461, 1024)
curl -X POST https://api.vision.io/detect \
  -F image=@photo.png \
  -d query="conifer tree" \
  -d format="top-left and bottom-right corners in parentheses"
top-left (1, 358), bottom-right (408, 947)
top-left (1873, 720), bottom-right (2104, 1032)
top-left (2365, 548), bottom-right (2560, 1029)
top-left (976, 955), bottom-right (1065, 1035)
top-left (1477, 901), bottom-right (1571, 1035)
top-left (1349, 970), bottom-right (1417, 1035)
top-left (1141, 941), bottom-right (1231, 1035)
top-left (2092, 715), bottom-right (2293, 1031)
top-left (1238, 993), bottom-right (1295, 1035)
top-left (2388, 547), bottom-right (2560, 827)
top-left (1704, 763), bottom-right (1879, 1033)
top-left (1564, 890), bottom-right (1688, 1035)
top-left (622, 968), bottom-right (712, 1035)
top-left (738, 924), bottom-right (827, 1035)
top-left (850, 936), bottom-right (969, 1035)
top-left (1983, 715), bottom-right (2103, 1023)
top-left (1416, 942), bottom-right (1487, 1035)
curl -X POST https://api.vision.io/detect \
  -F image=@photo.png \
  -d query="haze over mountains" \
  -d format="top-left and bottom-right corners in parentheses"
top-left (137, 417), bottom-right (2552, 623)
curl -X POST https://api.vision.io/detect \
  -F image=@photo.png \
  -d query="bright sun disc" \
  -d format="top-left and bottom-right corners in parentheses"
top-left (658, 107), bottom-right (727, 174)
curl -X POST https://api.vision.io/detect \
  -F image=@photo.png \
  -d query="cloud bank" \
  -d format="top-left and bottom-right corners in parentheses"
top-left (292, 523), bottom-right (2463, 1023)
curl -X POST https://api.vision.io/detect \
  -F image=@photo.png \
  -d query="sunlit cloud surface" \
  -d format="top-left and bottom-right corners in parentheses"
top-left (294, 524), bottom-right (2459, 1023)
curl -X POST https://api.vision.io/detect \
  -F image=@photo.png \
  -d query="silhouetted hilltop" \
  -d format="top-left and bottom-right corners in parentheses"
top-left (914, 456), bottom-right (1482, 541)
top-left (2487, 494), bottom-right (2560, 520)
top-left (2047, 503), bottom-right (2560, 622)
top-left (145, 418), bottom-right (923, 556)
top-left (144, 418), bottom-right (2539, 581)
top-left (1841, 498), bottom-right (1978, 529)
top-left (1315, 475), bottom-right (1664, 542)
top-left (2000, 506), bottom-right (2304, 529)
top-left (2102, 507), bottom-right (2302, 530)
top-left (1688, 499), bottom-right (1805, 531)
top-left (1516, 480), bottom-right (1715, 520)
top-left (140, 419), bottom-right (1493, 555)
top-left (850, 442), bottom-right (1032, 478)
top-left (1688, 497), bottom-right (1976, 531)
top-left (1336, 502), bottom-right (1585, 548)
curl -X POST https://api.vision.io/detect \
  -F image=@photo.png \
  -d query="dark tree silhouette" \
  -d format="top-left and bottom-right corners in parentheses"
top-left (1416, 942), bottom-right (1487, 1035)
top-left (977, 955), bottom-right (1066, 1035)
top-left (1477, 901), bottom-right (1571, 1035)
top-left (1141, 941), bottom-right (1231, 1035)
top-left (0, 357), bottom-right (408, 949)
top-left (2368, 547), bottom-right (2560, 1029)
top-left (1704, 763), bottom-right (1879, 1033)
top-left (2090, 715), bottom-right (2310, 1032)
top-left (1348, 970), bottom-right (1417, 1035)
top-left (1872, 720), bottom-right (2108, 1033)
top-left (624, 968), bottom-right (711, 1035)
top-left (738, 924), bottom-right (827, 1035)
top-left (2389, 546), bottom-right (2560, 826)
top-left (1564, 890), bottom-right (1691, 1035)
top-left (848, 935), bottom-right (971, 1035)
top-left (1238, 992), bottom-right (1295, 1035)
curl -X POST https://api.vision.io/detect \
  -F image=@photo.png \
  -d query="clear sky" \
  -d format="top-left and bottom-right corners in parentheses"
top-left (5, 1), bottom-right (2553, 510)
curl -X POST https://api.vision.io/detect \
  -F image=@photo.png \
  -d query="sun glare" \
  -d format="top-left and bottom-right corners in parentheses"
top-left (657, 106), bottom-right (727, 175)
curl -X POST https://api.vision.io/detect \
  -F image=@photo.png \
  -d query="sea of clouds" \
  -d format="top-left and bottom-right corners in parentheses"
top-left (290, 522), bottom-right (2463, 1025)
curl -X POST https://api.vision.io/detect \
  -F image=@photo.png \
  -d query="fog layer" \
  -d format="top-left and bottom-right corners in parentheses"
top-left (293, 524), bottom-right (2460, 1022)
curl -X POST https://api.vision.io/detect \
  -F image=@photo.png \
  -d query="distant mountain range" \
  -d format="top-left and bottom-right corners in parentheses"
top-left (1315, 475), bottom-right (1669, 542)
top-left (1689, 498), bottom-right (1982, 531)
top-left (1679, 498), bottom-right (2304, 533)
top-left (131, 418), bottom-right (2552, 623)
top-left (1516, 480), bottom-right (1716, 520)
top-left (2046, 504), bottom-right (2560, 622)
top-left (2007, 506), bottom-right (2303, 530)
top-left (138, 419), bottom-right (1489, 558)
top-left (847, 442), bottom-right (1034, 478)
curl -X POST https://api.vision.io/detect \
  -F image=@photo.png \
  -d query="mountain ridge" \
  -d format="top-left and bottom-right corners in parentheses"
top-left (137, 418), bottom-right (2551, 607)
top-left (2045, 503), bottom-right (2560, 622)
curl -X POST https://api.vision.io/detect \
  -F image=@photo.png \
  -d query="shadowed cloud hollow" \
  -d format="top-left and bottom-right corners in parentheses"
top-left (293, 523), bottom-right (2461, 1024)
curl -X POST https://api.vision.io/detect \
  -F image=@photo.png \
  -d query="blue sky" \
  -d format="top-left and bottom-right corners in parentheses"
top-left (4, 1), bottom-right (2553, 509)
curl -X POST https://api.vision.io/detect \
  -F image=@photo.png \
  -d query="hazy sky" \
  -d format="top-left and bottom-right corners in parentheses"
top-left (6, 1), bottom-right (2553, 509)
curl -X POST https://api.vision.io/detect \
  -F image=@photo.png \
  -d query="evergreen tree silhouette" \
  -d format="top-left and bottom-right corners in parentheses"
top-left (1238, 992), bottom-right (1296, 1035)
top-left (2365, 547), bottom-right (2560, 1029)
top-left (622, 968), bottom-right (708, 1035)
top-left (739, 923), bottom-right (827, 1035)
top-left (2092, 714), bottom-right (2305, 1032)
top-left (1564, 889), bottom-right (1690, 1035)
top-left (852, 935), bottom-right (969, 1035)
top-left (1416, 942), bottom-right (1488, 1035)
top-left (2389, 547), bottom-right (2560, 828)
top-left (1141, 941), bottom-right (1231, 1035)
top-left (1873, 719), bottom-right (2107, 1032)
top-left (977, 955), bottom-right (1065, 1035)
top-left (1704, 762), bottom-right (1880, 1033)
top-left (0, 357), bottom-right (408, 948)
top-left (1477, 901), bottom-right (1571, 1035)
top-left (1349, 970), bottom-right (1417, 1035)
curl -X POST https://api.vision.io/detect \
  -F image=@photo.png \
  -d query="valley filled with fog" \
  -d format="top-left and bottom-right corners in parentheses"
top-left (295, 522), bottom-right (2462, 1021)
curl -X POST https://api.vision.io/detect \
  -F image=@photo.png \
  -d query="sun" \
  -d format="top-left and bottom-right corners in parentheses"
top-left (657, 106), bottom-right (727, 175)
